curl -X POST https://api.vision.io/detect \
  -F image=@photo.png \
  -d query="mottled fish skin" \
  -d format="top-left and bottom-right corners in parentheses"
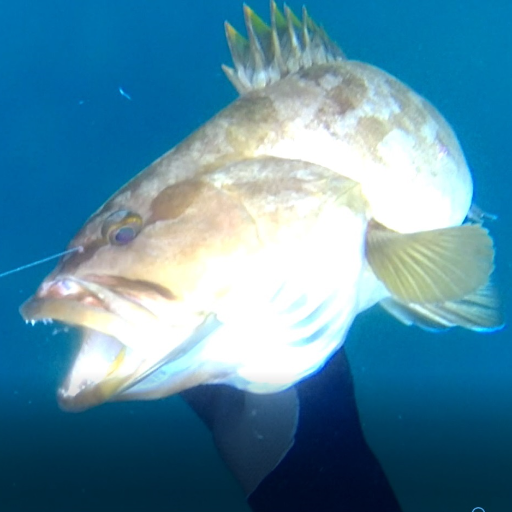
top-left (19, 4), bottom-right (488, 412)
top-left (67, 61), bottom-right (470, 259)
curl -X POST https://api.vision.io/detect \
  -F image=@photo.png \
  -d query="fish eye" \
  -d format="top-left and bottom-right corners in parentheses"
top-left (102, 210), bottom-right (143, 246)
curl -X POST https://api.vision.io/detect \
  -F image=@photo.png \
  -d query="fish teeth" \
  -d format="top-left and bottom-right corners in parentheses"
top-left (25, 318), bottom-right (53, 326)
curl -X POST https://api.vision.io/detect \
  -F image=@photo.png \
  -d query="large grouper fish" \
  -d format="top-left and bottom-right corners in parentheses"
top-left (21, 2), bottom-right (501, 486)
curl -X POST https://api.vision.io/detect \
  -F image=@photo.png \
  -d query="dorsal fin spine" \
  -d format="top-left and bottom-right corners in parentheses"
top-left (223, 2), bottom-right (345, 94)
top-left (270, 2), bottom-right (285, 74)
top-left (284, 5), bottom-right (301, 69)
top-left (244, 6), bottom-right (266, 78)
top-left (301, 7), bottom-right (312, 68)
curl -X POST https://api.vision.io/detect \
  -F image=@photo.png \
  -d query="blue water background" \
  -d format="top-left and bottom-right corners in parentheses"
top-left (0, 1), bottom-right (510, 511)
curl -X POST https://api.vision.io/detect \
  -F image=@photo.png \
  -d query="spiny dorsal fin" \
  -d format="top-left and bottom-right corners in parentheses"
top-left (222, 2), bottom-right (345, 94)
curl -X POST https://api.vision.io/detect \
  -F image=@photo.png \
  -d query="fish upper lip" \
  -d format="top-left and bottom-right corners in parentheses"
top-left (26, 274), bottom-right (166, 321)
top-left (20, 275), bottom-right (166, 351)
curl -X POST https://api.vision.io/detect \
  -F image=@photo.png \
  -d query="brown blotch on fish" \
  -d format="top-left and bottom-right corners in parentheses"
top-left (224, 93), bottom-right (278, 149)
top-left (329, 72), bottom-right (368, 108)
top-left (296, 64), bottom-right (342, 87)
top-left (308, 67), bottom-right (370, 134)
top-left (301, 65), bottom-right (369, 114)
top-left (56, 238), bottom-right (107, 275)
top-left (149, 180), bottom-right (206, 222)
top-left (354, 116), bottom-right (392, 160)
top-left (386, 78), bottom-right (429, 130)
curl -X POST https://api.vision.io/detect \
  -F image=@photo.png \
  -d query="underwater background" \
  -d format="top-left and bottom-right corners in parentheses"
top-left (0, 0), bottom-right (510, 511)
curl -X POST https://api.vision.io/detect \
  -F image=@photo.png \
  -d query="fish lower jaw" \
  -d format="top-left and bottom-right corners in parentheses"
top-left (58, 378), bottom-right (96, 401)
top-left (57, 328), bottom-right (137, 411)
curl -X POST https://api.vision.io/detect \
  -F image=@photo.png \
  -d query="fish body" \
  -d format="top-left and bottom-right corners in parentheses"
top-left (21, 3), bottom-right (500, 414)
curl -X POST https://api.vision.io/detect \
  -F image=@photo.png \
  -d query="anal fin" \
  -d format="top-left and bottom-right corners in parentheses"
top-left (380, 282), bottom-right (504, 332)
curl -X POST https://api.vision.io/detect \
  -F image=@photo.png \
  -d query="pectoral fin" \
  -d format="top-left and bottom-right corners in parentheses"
top-left (213, 388), bottom-right (298, 496)
top-left (182, 385), bottom-right (299, 496)
top-left (380, 282), bottom-right (504, 332)
top-left (366, 221), bottom-right (495, 304)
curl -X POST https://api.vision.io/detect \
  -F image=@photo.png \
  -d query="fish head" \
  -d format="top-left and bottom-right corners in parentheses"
top-left (20, 173), bottom-right (267, 411)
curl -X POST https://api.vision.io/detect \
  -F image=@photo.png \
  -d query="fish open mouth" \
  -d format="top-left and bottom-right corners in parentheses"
top-left (20, 275), bottom-right (207, 411)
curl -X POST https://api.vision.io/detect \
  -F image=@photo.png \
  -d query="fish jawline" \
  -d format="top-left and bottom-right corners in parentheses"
top-left (20, 297), bottom-right (144, 410)
top-left (20, 295), bottom-right (214, 411)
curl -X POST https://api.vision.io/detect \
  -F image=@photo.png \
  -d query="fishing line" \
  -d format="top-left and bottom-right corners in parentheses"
top-left (0, 246), bottom-right (84, 279)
